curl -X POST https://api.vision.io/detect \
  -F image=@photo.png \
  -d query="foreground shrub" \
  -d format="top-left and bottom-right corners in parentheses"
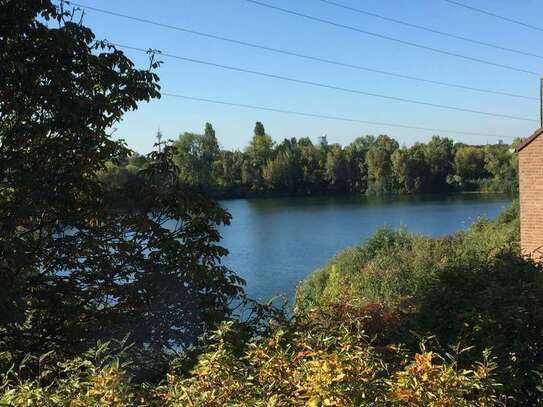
top-left (163, 320), bottom-right (504, 406)
top-left (160, 320), bottom-right (388, 406)
top-left (296, 202), bottom-right (543, 405)
top-left (412, 249), bottom-right (543, 403)
top-left (389, 347), bottom-right (503, 407)
top-left (0, 343), bottom-right (153, 406)
top-left (1, 202), bottom-right (533, 405)
top-left (1, 318), bottom-right (505, 406)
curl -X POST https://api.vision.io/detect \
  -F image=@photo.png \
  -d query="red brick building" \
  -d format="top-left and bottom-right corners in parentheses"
top-left (517, 128), bottom-right (543, 259)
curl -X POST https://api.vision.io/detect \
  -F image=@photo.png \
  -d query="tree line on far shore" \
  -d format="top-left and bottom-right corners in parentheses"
top-left (103, 122), bottom-right (519, 200)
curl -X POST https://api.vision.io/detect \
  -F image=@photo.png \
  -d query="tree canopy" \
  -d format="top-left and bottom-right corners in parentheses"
top-left (0, 0), bottom-right (246, 378)
top-left (104, 125), bottom-right (519, 200)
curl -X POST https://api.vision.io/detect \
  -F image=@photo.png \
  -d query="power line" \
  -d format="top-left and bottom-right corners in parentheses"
top-left (243, 0), bottom-right (541, 76)
top-left (61, 1), bottom-right (537, 101)
top-left (116, 43), bottom-right (537, 123)
top-left (161, 93), bottom-right (514, 139)
top-left (317, 0), bottom-right (543, 60)
top-left (443, 0), bottom-right (543, 33)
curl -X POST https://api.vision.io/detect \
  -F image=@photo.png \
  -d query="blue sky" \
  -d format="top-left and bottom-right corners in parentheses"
top-left (79, 0), bottom-right (542, 152)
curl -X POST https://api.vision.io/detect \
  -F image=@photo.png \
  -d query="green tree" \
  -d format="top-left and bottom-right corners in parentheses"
top-left (392, 143), bottom-right (428, 194)
top-left (254, 121), bottom-right (266, 137)
top-left (345, 136), bottom-right (375, 193)
top-left (298, 137), bottom-right (324, 194)
top-left (0, 1), bottom-right (244, 375)
top-left (203, 122), bottom-right (221, 182)
top-left (366, 135), bottom-right (399, 194)
top-left (264, 138), bottom-right (303, 193)
top-left (484, 144), bottom-right (518, 192)
top-left (217, 150), bottom-right (244, 189)
top-left (391, 148), bottom-right (409, 193)
top-left (263, 152), bottom-right (295, 192)
top-left (173, 123), bottom-right (220, 189)
top-left (454, 145), bottom-right (487, 180)
top-left (324, 144), bottom-right (349, 193)
top-left (424, 136), bottom-right (454, 192)
top-left (174, 132), bottom-right (201, 186)
top-left (245, 121), bottom-right (274, 191)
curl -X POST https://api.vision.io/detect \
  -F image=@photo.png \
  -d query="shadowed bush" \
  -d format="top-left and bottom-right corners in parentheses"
top-left (297, 201), bottom-right (543, 405)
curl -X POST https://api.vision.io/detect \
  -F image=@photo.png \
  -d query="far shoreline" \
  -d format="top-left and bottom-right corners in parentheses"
top-left (215, 189), bottom-right (517, 202)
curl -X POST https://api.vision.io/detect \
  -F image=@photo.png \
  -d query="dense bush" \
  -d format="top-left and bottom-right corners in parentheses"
top-left (297, 201), bottom-right (543, 405)
top-left (1, 318), bottom-right (505, 406)
top-left (168, 317), bottom-right (507, 406)
top-left (296, 201), bottom-right (520, 311)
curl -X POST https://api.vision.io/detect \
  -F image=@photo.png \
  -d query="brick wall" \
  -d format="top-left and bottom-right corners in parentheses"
top-left (519, 134), bottom-right (543, 260)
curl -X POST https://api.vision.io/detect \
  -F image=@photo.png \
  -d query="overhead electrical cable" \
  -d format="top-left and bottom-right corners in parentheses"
top-left (242, 0), bottom-right (541, 76)
top-left (317, 0), bottom-right (543, 60)
top-left (161, 93), bottom-right (514, 139)
top-left (442, 0), bottom-right (543, 33)
top-left (63, 1), bottom-right (537, 100)
top-left (115, 43), bottom-right (538, 123)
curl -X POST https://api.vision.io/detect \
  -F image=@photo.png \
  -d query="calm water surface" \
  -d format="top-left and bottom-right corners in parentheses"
top-left (219, 194), bottom-right (512, 302)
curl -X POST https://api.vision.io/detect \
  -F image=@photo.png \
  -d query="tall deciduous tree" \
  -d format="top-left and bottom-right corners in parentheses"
top-left (454, 146), bottom-right (487, 180)
top-left (245, 121), bottom-right (274, 190)
top-left (0, 0), bottom-right (245, 375)
top-left (324, 143), bottom-right (349, 192)
top-left (173, 123), bottom-right (221, 188)
top-left (484, 144), bottom-right (518, 192)
top-left (424, 136), bottom-right (454, 192)
top-left (254, 121), bottom-right (266, 138)
top-left (264, 138), bottom-right (303, 193)
top-left (345, 136), bottom-right (374, 193)
top-left (392, 143), bottom-right (428, 194)
top-left (366, 135), bottom-right (399, 194)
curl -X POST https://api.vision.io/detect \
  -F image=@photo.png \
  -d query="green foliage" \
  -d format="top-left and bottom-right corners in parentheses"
top-left (0, 0), bottom-right (246, 380)
top-left (392, 145), bottom-right (428, 194)
top-left (1, 317), bottom-right (504, 406)
top-left (103, 127), bottom-right (518, 198)
top-left (455, 146), bottom-right (487, 179)
top-left (297, 203), bottom-right (520, 310)
top-left (482, 143), bottom-right (519, 193)
top-left (366, 135), bottom-right (399, 194)
top-left (173, 128), bottom-right (220, 188)
top-left (297, 227), bottom-right (437, 310)
top-left (0, 2), bottom-right (531, 405)
top-left (244, 122), bottom-right (275, 191)
top-left (297, 202), bottom-right (543, 405)
top-left (325, 143), bottom-right (349, 192)
top-left (413, 245), bottom-right (543, 404)
top-left (425, 136), bottom-right (455, 192)
top-left (0, 342), bottom-right (147, 406)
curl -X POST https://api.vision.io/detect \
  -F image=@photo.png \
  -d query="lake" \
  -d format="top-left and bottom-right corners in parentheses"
top-left (219, 194), bottom-right (512, 302)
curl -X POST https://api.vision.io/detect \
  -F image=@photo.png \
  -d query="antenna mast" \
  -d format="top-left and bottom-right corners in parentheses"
top-left (156, 128), bottom-right (164, 153)
top-left (540, 78), bottom-right (543, 128)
